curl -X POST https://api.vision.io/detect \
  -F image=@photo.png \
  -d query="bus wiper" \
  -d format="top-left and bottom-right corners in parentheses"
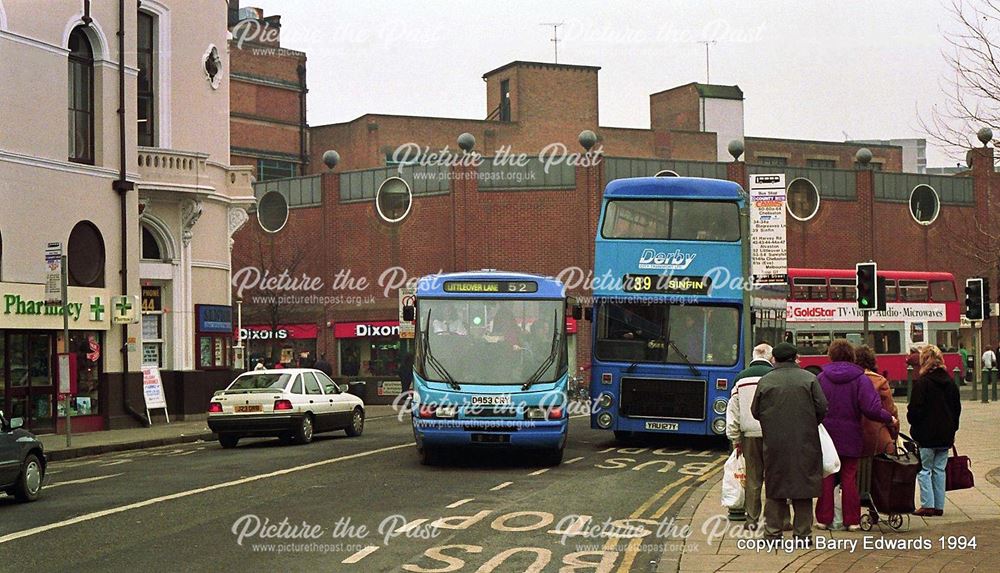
top-left (522, 311), bottom-right (561, 391)
top-left (667, 339), bottom-right (703, 377)
top-left (423, 310), bottom-right (461, 390)
top-left (625, 362), bottom-right (639, 373)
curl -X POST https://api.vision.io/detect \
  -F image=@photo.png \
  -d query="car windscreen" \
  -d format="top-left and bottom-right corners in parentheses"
top-left (228, 373), bottom-right (291, 391)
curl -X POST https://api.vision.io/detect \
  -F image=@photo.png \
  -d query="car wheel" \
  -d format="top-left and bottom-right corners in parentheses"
top-left (295, 414), bottom-right (315, 444)
top-left (14, 454), bottom-right (43, 502)
top-left (346, 408), bottom-right (365, 437)
top-left (542, 447), bottom-right (564, 466)
top-left (219, 434), bottom-right (240, 449)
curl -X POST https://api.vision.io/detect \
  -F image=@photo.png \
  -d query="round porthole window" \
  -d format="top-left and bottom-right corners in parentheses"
top-left (257, 191), bottom-right (289, 233)
top-left (909, 184), bottom-right (940, 225)
top-left (786, 178), bottom-right (820, 221)
top-left (375, 177), bottom-right (412, 223)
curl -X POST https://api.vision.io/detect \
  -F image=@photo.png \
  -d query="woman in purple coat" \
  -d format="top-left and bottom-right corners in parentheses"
top-left (815, 340), bottom-right (896, 531)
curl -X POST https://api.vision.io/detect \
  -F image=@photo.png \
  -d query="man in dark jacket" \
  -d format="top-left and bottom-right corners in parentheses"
top-left (751, 342), bottom-right (828, 540)
top-left (313, 354), bottom-right (333, 377)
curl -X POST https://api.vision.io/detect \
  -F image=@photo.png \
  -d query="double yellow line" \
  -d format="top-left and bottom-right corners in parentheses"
top-left (606, 455), bottom-right (727, 572)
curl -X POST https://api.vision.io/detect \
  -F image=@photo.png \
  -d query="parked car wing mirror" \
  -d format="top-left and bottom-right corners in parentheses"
top-left (9, 417), bottom-right (24, 430)
top-left (339, 384), bottom-right (350, 393)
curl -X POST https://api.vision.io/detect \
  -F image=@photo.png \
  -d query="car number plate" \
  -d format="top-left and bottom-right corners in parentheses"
top-left (645, 421), bottom-right (679, 431)
top-left (471, 395), bottom-right (511, 406)
top-left (234, 405), bottom-right (262, 413)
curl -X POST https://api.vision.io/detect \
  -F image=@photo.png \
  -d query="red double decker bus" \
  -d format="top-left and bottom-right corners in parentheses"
top-left (785, 268), bottom-right (963, 390)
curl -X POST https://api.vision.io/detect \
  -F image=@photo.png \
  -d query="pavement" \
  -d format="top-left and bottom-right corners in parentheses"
top-left (37, 405), bottom-right (402, 461)
top-left (663, 396), bottom-right (1000, 573)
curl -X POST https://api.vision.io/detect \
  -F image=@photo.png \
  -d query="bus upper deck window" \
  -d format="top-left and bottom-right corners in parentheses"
top-left (929, 280), bottom-right (957, 301)
top-left (899, 280), bottom-right (928, 302)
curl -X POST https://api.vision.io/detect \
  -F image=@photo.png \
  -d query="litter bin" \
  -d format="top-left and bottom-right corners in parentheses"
top-left (348, 381), bottom-right (367, 399)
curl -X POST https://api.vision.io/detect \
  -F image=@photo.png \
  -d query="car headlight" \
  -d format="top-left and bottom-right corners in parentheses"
top-left (712, 418), bottom-right (726, 435)
top-left (597, 393), bottom-right (613, 409)
top-left (712, 398), bottom-right (728, 416)
top-left (597, 412), bottom-right (614, 429)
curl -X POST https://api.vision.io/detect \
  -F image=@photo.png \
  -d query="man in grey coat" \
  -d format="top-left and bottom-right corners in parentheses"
top-left (751, 342), bottom-right (828, 540)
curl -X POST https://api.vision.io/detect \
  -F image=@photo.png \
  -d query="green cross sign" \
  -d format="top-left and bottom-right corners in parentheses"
top-left (90, 297), bottom-right (105, 321)
top-left (116, 297), bottom-right (132, 316)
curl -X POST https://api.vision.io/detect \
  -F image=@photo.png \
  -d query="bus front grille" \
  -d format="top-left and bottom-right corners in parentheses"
top-left (619, 377), bottom-right (706, 420)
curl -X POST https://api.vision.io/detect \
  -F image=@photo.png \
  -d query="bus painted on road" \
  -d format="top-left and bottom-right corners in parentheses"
top-left (409, 271), bottom-right (570, 465)
top-left (589, 177), bottom-right (755, 438)
top-left (786, 267), bottom-right (963, 388)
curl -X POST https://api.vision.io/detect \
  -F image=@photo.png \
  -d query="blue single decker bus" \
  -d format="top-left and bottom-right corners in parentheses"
top-left (589, 177), bottom-right (753, 438)
top-left (407, 271), bottom-right (570, 465)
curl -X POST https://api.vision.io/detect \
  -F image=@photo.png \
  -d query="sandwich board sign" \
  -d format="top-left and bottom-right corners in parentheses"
top-left (141, 365), bottom-right (170, 424)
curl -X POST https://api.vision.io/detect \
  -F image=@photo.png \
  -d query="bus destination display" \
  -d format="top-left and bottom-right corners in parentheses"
top-left (443, 280), bottom-right (538, 293)
top-left (622, 274), bottom-right (712, 296)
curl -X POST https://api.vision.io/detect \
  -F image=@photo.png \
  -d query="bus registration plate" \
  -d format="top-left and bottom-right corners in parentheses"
top-left (645, 421), bottom-right (679, 431)
top-left (471, 395), bottom-right (512, 406)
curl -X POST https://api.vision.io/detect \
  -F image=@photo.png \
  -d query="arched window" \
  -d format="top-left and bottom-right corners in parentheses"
top-left (68, 26), bottom-right (95, 164)
top-left (68, 221), bottom-right (105, 287)
top-left (141, 225), bottom-right (163, 260)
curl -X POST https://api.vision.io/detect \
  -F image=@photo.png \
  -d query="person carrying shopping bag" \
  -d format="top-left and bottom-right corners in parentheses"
top-left (908, 344), bottom-right (962, 517)
top-left (815, 340), bottom-right (896, 531)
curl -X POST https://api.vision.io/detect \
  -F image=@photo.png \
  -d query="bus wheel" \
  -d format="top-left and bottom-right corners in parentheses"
top-left (614, 430), bottom-right (634, 442)
top-left (418, 446), bottom-right (439, 466)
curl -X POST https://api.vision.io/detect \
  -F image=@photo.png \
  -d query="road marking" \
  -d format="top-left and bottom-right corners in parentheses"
top-left (99, 460), bottom-right (131, 467)
top-left (629, 475), bottom-right (694, 519)
top-left (47, 473), bottom-right (124, 489)
top-left (447, 498), bottom-right (474, 509)
top-left (0, 442), bottom-right (413, 545)
top-left (528, 468), bottom-right (550, 476)
top-left (490, 482), bottom-right (513, 491)
top-left (651, 485), bottom-right (692, 519)
top-left (342, 545), bottom-right (380, 564)
top-left (395, 518), bottom-right (429, 534)
top-left (564, 456), bottom-right (584, 465)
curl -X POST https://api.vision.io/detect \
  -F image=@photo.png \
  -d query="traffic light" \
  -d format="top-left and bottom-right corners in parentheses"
top-left (965, 277), bottom-right (985, 321)
top-left (856, 262), bottom-right (878, 311)
top-left (876, 276), bottom-right (887, 312)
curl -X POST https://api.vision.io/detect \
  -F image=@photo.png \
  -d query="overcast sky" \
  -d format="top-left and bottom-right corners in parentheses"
top-left (245, 0), bottom-right (975, 167)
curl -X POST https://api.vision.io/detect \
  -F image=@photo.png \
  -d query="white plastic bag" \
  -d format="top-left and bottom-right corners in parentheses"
top-left (832, 484), bottom-right (843, 530)
top-left (721, 450), bottom-right (746, 508)
top-left (819, 424), bottom-right (841, 477)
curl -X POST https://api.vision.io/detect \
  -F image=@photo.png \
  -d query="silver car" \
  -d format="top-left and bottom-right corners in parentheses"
top-left (207, 369), bottom-right (365, 448)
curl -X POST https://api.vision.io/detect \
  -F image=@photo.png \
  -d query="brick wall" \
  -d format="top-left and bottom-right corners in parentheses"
top-left (746, 137), bottom-right (903, 171)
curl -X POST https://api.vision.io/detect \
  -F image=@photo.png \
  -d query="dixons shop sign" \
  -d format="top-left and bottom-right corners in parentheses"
top-left (786, 302), bottom-right (948, 323)
top-left (334, 321), bottom-right (400, 338)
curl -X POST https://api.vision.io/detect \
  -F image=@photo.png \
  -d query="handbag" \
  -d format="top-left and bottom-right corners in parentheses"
top-left (819, 424), bottom-right (840, 477)
top-left (945, 446), bottom-right (974, 491)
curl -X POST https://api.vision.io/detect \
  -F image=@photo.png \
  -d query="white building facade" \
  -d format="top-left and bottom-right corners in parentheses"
top-left (0, 0), bottom-right (254, 431)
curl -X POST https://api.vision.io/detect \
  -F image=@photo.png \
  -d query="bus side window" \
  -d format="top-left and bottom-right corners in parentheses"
top-left (899, 280), bottom-right (928, 302)
top-left (791, 278), bottom-right (827, 301)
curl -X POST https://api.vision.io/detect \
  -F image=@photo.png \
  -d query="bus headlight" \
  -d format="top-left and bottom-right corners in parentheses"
top-left (711, 418), bottom-right (726, 435)
top-left (597, 412), bottom-right (614, 429)
top-left (597, 393), bottom-right (613, 409)
top-left (712, 398), bottom-right (728, 416)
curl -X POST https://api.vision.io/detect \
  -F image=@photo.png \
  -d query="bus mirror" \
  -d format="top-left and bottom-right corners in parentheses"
top-left (571, 305), bottom-right (583, 320)
top-left (584, 307), bottom-right (593, 322)
top-left (402, 305), bottom-right (415, 322)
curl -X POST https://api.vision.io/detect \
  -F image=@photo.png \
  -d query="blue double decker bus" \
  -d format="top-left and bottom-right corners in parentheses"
top-left (589, 177), bottom-right (752, 438)
top-left (407, 271), bottom-right (570, 465)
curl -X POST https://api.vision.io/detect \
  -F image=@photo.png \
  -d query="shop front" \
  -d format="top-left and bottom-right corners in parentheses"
top-left (239, 323), bottom-right (318, 369)
top-left (1, 282), bottom-right (109, 433)
top-left (332, 320), bottom-right (413, 404)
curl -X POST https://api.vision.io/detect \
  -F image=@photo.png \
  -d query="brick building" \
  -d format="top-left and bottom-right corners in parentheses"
top-left (229, 11), bottom-right (993, 402)
top-left (228, 5), bottom-right (308, 181)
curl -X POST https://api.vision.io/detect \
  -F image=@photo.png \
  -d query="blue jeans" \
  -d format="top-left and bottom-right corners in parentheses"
top-left (917, 448), bottom-right (949, 510)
